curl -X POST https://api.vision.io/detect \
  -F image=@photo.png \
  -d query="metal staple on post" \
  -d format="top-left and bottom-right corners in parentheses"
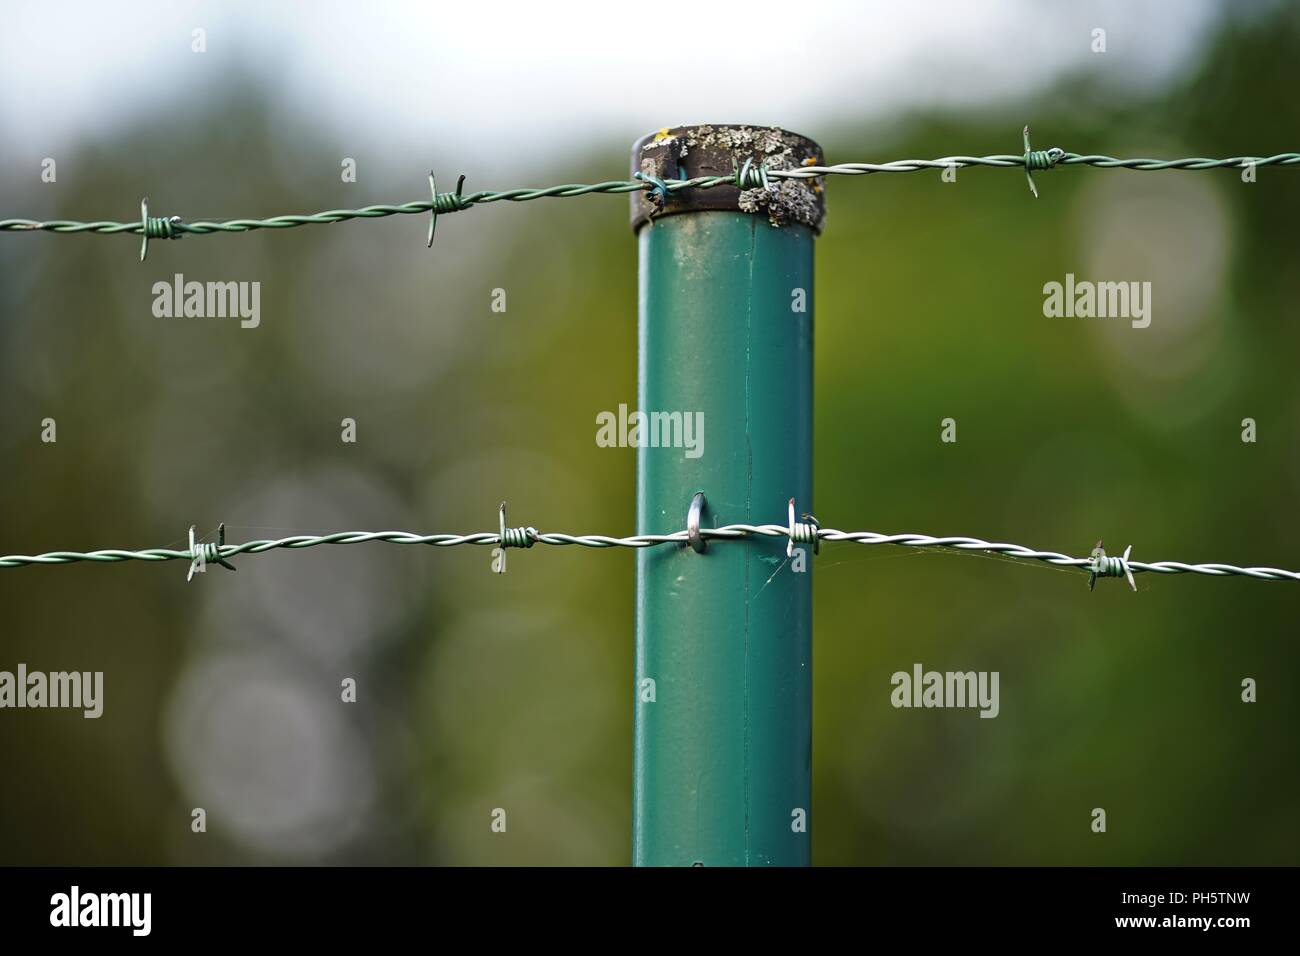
top-left (686, 492), bottom-right (708, 554)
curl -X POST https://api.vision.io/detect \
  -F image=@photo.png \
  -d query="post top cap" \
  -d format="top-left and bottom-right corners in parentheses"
top-left (630, 124), bottom-right (826, 234)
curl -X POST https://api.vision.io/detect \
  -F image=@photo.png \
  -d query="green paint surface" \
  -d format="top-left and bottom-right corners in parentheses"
top-left (634, 211), bottom-right (814, 866)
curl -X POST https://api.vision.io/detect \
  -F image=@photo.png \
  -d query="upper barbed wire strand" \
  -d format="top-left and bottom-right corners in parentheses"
top-left (2, 524), bottom-right (1298, 581)
top-left (2, 151), bottom-right (1297, 239)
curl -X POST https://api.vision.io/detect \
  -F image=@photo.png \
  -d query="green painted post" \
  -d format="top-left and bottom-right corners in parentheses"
top-left (630, 125), bottom-right (824, 866)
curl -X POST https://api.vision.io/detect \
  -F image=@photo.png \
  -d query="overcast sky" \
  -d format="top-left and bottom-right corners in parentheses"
top-left (0, 0), bottom-right (1234, 175)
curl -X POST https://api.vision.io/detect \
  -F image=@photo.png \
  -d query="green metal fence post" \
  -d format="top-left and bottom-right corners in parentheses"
top-left (630, 125), bottom-right (825, 866)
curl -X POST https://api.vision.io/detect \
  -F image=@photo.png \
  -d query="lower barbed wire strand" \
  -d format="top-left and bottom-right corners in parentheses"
top-left (3, 523), bottom-right (1299, 581)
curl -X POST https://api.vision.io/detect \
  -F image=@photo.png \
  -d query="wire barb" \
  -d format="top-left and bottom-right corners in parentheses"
top-left (139, 197), bottom-right (182, 262)
top-left (1022, 126), bottom-right (1065, 199)
top-left (1087, 540), bottom-right (1136, 592)
top-left (734, 157), bottom-right (771, 191)
top-left (497, 502), bottom-right (537, 549)
top-left (787, 498), bottom-right (819, 558)
top-left (633, 170), bottom-right (671, 213)
top-left (427, 171), bottom-right (469, 248)
top-left (187, 523), bottom-right (236, 581)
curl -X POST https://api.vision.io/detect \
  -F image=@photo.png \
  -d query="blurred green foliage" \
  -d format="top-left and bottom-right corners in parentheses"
top-left (1, 6), bottom-right (1297, 865)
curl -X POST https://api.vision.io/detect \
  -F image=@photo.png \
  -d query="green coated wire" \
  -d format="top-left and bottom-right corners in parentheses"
top-left (2, 127), bottom-right (1297, 259)
top-left (3, 521), bottom-right (1299, 585)
top-left (2, 128), bottom-right (1299, 586)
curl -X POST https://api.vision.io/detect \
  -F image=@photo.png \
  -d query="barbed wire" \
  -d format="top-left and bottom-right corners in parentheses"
top-left (4, 131), bottom-right (1296, 591)
top-left (2, 127), bottom-right (1296, 258)
top-left (2, 515), bottom-right (1296, 587)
